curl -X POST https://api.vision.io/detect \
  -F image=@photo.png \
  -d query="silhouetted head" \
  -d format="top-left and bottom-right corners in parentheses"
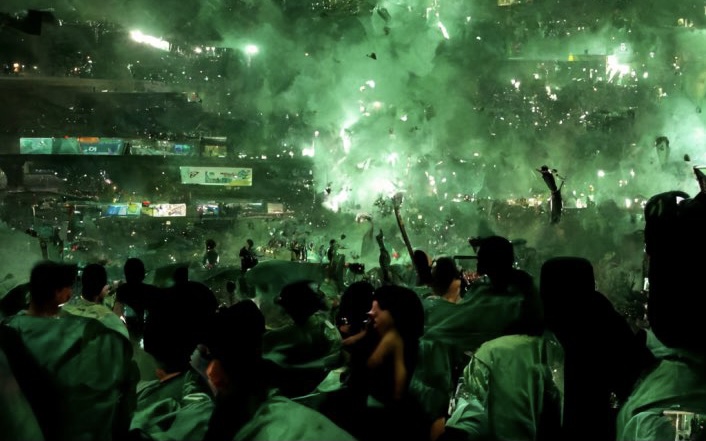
top-left (206, 239), bottom-right (216, 250)
top-left (372, 284), bottom-right (424, 343)
top-left (540, 256), bottom-right (595, 333)
top-left (476, 235), bottom-right (514, 277)
top-left (207, 300), bottom-right (266, 387)
top-left (338, 280), bottom-right (374, 334)
top-left (644, 191), bottom-right (706, 353)
top-left (413, 249), bottom-right (433, 286)
top-left (124, 258), bottom-right (146, 283)
top-left (173, 266), bottom-right (189, 284)
top-left (29, 260), bottom-right (77, 311)
top-left (275, 280), bottom-right (326, 325)
top-left (371, 285), bottom-right (424, 375)
top-left (431, 257), bottom-right (461, 295)
top-left (81, 263), bottom-right (108, 301)
top-left (246, 239), bottom-right (254, 248)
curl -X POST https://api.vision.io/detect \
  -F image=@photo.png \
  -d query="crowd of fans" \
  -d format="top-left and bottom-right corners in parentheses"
top-left (1, 186), bottom-right (705, 441)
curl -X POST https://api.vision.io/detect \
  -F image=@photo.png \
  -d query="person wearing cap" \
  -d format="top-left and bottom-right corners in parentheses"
top-left (416, 239), bottom-right (538, 432)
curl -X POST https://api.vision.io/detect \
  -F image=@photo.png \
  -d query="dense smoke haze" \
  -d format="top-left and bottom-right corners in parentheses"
top-left (3, 0), bottom-right (706, 274)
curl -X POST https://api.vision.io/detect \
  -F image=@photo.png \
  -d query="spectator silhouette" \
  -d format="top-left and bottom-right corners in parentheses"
top-left (540, 256), bottom-right (654, 441)
top-left (225, 280), bottom-right (236, 305)
top-left (239, 239), bottom-right (258, 299)
top-left (430, 257), bottom-right (463, 302)
top-left (204, 300), bottom-right (356, 441)
top-left (263, 281), bottom-right (343, 397)
top-left (114, 258), bottom-right (163, 343)
top-left (438, 275), bottom-right (562, 441)
top-left (616, 191), bottom-right (706, 440)
top-left (424, 236), bottom-right (532, 353)
top-left (147, 266), bottom-right (218, 375)
top-left (473, 235), bottom-right (534, 295)
top-left (336, 280), bottom-right (374, 343)
top-left (63, 263), bottom-right (129, 339)
top-left (203, 239), bottom-right (220, 269)
top-left (239, 239), bottom-right (258, 272)
top-left (342, 284), bottom-right (428, 441)
top-left (2, 261), bottom-right (135, 441)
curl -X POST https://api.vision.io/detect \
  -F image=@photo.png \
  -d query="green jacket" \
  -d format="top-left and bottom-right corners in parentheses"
top-left (130, 384), bottom-right (356, 441)
top-left (263, 312), bottom-right (344, 397)
top-left (616, 345), bottom-right (706, 441)
top-left (446, 333), bottom-right (564, 441)
top-left (234, 394), bottom-right (356, 441)
top-left (61, 296), bottom-right (130, 340)
top-left (2, 313), bottom-right (135, 441)
top-left (412, 293), bottom-right (525, 420)
top-left (0, 343), bottom-right (45, 440)
top-left (422, 290), bottom-right (524, 354)
top-left (130, 370), bottom-right (215, 441)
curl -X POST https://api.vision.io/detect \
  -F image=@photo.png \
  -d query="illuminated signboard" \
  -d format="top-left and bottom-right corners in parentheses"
top-left (78, 137), bottom-right (125, 155)
top-left (267, 203), bottom-right (284, 214)
top-left (142, 203), bottom-right (187, 217)
top-left (19, 137), bottom-right (124, 155)
top-left (197, 203), bottom-right (220, 217)
top-left (56, 138), bottom-right (81, 154)
top-left (20, 137), bottom-right (81, 154)
top-left (179, 166), bottom-right (253, 186)
top-left (104, 203), bottom-right (142, 216)
top-left (105, 204), bottom-right (128, 216)
top-left (20, 138), bottom-right (53, 154)
top-left (129, 140), bottom-right (196, 156)
top-left (172, 144), bottom-right (194, 155)
top-left (126, 203), bottom-right (142, 216)
top-left (203, 136), bottom-right (228, 158)
top-left (203, 144), bottom-right (227, 157)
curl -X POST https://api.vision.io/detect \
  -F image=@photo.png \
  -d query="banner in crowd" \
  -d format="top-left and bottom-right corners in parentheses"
top-left (179, 166), bottom-right (253, 186)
